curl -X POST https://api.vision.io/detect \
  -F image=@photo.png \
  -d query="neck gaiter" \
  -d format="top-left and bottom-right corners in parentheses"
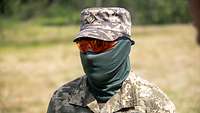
top-left (80, 38), bottom-right (132, 102)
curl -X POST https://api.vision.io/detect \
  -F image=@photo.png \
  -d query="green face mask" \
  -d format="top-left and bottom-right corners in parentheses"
top-left (80, 38), bottom-right (132, 102)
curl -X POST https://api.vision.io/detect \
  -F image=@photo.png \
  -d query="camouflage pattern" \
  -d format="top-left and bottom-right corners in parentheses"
top-left (47, 72), bottom-right (176, 113)
top-left (74, 7), bottom-right (132, 42)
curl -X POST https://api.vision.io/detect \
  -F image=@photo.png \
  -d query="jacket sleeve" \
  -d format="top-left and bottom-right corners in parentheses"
top-left (135, 76), bottom-right (176, 113)
top-left (149, 86), bottom-right (176, 113)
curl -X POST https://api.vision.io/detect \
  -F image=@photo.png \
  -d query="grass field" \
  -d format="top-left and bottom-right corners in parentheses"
top-left (0, 23), bottom-right (200, 113)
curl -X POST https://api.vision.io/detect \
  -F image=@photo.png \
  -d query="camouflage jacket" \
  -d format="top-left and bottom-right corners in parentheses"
top-left (47, 72), bottom-right (176, 113)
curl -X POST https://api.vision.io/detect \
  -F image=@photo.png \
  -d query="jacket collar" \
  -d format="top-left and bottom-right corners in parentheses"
top-left (69, 72), bottom-right (137, 113)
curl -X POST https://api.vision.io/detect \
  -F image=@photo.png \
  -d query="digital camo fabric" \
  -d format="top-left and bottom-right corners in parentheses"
top-left (74, 7), bottom-right (133, 42)
top-left (47, 72), bottom-right (176, 113)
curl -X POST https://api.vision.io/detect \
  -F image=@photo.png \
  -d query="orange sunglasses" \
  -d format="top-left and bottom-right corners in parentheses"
top-left (76, 38), bottom-right (117, 53)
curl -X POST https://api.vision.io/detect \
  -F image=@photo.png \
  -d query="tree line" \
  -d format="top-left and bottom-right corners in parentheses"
top-left (0, 0), bottom-right (191, 25)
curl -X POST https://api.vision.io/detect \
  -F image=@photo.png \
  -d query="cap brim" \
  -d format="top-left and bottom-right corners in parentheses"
top-left (73, 28), bottom-right (135, 45)
top-left (73, 28), bottom-right (121, 42)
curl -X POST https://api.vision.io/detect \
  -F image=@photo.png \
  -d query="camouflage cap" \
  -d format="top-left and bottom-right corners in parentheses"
top-left (74, 7), bottom-right (133, 42)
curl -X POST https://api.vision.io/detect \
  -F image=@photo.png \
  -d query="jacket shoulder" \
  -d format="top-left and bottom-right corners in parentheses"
top-left (130, 73), bottom-right (176, 113)
top-left (47, 76), bottom-right (85, 113)
top-left (52, 76), bottom-right (84, 100)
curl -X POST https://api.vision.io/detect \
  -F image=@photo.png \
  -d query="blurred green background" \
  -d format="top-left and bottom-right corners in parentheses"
top-left (0, 0), bottom-right (200, 113)
top-left (0, 0), bottom-right (191, 26)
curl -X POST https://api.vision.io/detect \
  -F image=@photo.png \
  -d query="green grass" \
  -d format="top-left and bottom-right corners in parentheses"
top-left (0, 23), bottom-right (200, 113)
top-left (0, 22), bottom-right (79, 46)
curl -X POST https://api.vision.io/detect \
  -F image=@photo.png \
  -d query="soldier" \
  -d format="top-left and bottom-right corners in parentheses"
top-left (47, 7), bottom-right (176, 113)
